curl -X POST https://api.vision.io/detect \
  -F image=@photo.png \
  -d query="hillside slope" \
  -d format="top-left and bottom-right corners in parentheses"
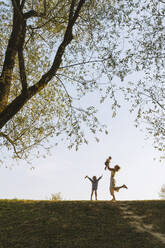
top-left (0, 200), bottom-right (165, 248)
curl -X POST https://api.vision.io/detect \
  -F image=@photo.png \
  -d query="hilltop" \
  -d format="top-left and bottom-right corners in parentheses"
top-left (0, 200), bottom-right (165, 248)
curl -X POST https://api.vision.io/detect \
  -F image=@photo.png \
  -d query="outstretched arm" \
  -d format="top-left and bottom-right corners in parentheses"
top-left (97, 175), bottom-right (103, 181)
top-left (85, 176), bottom-right (93, 182)
top-left (107, 165), bottom-right (114, 172)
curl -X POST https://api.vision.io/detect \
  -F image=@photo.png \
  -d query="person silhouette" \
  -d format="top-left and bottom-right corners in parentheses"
top-left (106, 162), bottom-right (128, 201)
top-left (85, 175), bottom-right (103, 200)
top-left (104, 156), bottom-right (112, 170)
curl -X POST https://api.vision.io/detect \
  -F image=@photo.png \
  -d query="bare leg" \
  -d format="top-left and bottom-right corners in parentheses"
top-left (95, 190), bottom-right (97, 200)
top-left (115, 184), bottom-right (128, 192)
top-left (123, 184), bottom-right (128, 189)
top-left (110, 188), bottom-right (116, 201)
top-left (111, 192), bottom-right (116, 201)
top-left (91, 190), bottom-right (94, 200)
top-left (114, 186), bottom-right (123, 192)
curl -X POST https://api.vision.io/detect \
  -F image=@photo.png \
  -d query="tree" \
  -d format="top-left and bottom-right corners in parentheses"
top-left (49, 192), bottom-right (63, 201)
top-left (116, 0), bottom-right (165, 160)
top-left (122, 74), bottom-right (164, 160)
top-left (0, 0), bottom-right (164, 165)
top-left (0, 0), bottom-right (134, 163)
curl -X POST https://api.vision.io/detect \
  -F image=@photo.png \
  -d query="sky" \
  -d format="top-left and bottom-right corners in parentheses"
top-left (0, 91), bottom-right (164, 201)
top-left (0, 0), bottom-right (164, 202)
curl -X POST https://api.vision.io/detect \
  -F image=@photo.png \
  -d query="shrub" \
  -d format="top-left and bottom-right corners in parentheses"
top-left (159, 184), bottom-right (165, 199)
top-left (49, 192), bottom-right (63, 201)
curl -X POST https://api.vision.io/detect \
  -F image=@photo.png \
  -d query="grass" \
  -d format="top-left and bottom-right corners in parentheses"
top-left (0, 200), bottom-right (165, 247)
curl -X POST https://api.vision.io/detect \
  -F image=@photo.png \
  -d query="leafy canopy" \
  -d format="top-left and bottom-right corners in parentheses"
top-left (0, 0), bottom-right (164, 164)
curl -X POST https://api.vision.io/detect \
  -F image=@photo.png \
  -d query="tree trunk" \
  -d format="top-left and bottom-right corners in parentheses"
top-left (0, 0), bottom-right (86, 129)
top-left (0, 6), bottom-right (25, 112)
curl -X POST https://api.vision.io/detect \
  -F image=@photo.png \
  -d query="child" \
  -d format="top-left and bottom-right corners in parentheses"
top-left (104, 156), bottom-right (112, 170)
top-left (85, 175), bottom-right (103, 200)
top-left (106, 163), bottom-right (128, 201)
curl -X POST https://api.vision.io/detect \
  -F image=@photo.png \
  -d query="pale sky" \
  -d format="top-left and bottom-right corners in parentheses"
top-left (1, 1), bottom-right (164, 202)
top-left (0, 92), bottom-right (164, 201)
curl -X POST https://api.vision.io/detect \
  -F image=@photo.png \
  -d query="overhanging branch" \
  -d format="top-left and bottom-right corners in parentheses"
top-left (28, 0), bottom-right (86, 96)
top-left (69, 0), bottom-right (76, 21)
top-left (0, 132), bottom-right (21, 158)
top-left (24, 0), bottom-right (47, 19)
top-left (0, 0), bottom-right (86, 129)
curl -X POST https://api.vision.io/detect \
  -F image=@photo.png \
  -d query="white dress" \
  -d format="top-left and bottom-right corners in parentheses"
top-left (110, 170), bottom-right (116, 193)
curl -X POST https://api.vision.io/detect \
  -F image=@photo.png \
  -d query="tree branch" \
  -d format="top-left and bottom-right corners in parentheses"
top-left (18, 20), bottom-right (28, 93)
top-left (147, 90), bottom-right (165, 111)
top-left (55, 75), bottom-right (72, 103)
top-left (59, 57), bottom-right (110, 69)
top-left (43, 0), bottom-right (47, 16)
top-left (0, 132), bottom-right (21, 158)
top-left (138, 89), bottom-right (165, 111)
top-left (20, 0), bottom-right (26, 9)
top-left (28, 0), bottom-right (86, 96)
top-left (18, 50), bottom-right (27, 93)
top-left (11, 0), bottom-right (23, 18)
top-left (24, 0), bottom-right (47, 20)
top-left (0, 0), bottom-right (86, 129)
top-left (69, 0), bottom-right (76, 21)
top-left (72, 0), bottom-right (85, 23)
top-left (24, 10), bottom-right (40, 19)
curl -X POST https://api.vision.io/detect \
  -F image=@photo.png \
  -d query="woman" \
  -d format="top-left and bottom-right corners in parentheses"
top-left (107, 163), bottom-right (128, 201)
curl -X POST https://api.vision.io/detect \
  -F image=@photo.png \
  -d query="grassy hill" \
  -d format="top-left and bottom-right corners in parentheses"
top-left (0, 200), bottom-right (165, 248)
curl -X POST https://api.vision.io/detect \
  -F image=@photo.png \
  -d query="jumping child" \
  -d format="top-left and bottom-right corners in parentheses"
top-left (106, 161), bottom-right (128, 201)
top-left (85, 175), bottom-right (103, 200)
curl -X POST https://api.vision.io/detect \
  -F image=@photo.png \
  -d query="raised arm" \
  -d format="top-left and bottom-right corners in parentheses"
top-left (85, 176), bottom-right (93, 182)
top-left (97, 175), bottom-right (103, 181)
top-left (107, 165), bottom-right (115, 172)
